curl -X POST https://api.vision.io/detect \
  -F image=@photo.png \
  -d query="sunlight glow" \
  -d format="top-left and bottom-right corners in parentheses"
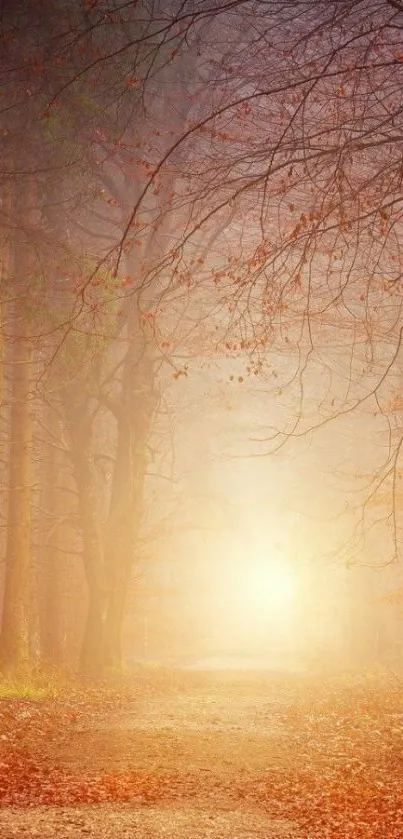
top-left (237, 560), bottom-right (296, 613)
top-left (204, 538), bottom-right (300, 653)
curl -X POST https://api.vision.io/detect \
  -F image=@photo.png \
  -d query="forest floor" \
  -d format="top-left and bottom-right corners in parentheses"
top-left (0, 664), bottom-right (403, 838)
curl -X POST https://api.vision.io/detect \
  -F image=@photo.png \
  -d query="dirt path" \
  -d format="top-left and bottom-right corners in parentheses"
top-left (0, 802), bottom-right (297, 839)
top-left (1, 667), bottom-right (402, 838)
top-left (0, 670), bottom-right (304, 838)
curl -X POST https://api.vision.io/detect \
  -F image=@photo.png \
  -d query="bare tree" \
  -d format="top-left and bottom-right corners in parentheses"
top-left (3, 0), bottom-right (403, 674)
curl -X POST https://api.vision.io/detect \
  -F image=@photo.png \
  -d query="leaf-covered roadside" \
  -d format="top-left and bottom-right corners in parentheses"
top-left (252, 675), bottom-right (403, 838)
top-left (1, 673), bottom-right (403, 838)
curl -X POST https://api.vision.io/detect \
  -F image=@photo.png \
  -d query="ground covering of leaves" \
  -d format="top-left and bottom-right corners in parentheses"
top-left (0, 666), bottom-right (403, 837)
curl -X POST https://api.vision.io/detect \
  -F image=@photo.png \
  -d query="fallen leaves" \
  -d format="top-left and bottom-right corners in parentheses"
top-left (1, 672), bottom-right (403, 838)
top-left (0, 754), bottom-right (199, 807)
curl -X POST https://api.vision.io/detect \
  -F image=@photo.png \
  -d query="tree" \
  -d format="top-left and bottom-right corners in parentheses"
top-left (3, 0), bottom-right (403, 675)
top-left (3, 0), bottom-right (240, 673)
top-left (55, 7), bottom-right (237, 672)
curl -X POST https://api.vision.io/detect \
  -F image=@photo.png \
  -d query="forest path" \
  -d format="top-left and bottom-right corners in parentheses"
top-left (0, 667), bottom-right (403, 837)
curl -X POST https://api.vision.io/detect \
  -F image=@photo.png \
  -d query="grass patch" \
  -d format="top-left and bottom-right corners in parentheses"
top-left (0, 670), bottom-right (68, 700)
top-left (0, 680), bottom-right (53, 699)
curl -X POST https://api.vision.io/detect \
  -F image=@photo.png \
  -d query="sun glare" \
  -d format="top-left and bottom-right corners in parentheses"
top-left (240, 561), bottom-right (296, 613)
top-left (205, 540), bottom-right (300, 653)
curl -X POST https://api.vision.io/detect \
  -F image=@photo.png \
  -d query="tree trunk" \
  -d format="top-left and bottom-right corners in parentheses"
top-left (0, 303), bottom-right (32, 673)
top-left (103, 562), bottom-right (131, 670)
top-left (103, 315), bottom-right (156, 670)
top-left (74, 449), bottom-right (106, 675)
top-left (64, 398), bottom-right (106, 675)
top-left (0, 179), bottom-right (12, 420)
top-left (41, 405), bottom-right (64, 666)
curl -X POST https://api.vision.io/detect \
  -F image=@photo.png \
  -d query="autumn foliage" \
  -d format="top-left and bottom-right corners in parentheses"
top-left (1, 673), bottom-right (403, 838)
